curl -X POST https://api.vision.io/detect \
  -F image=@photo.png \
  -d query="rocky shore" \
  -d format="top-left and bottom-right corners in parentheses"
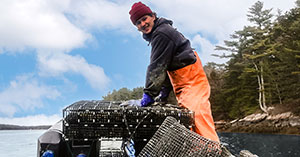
top-left (215, 111), bottom-right (300, 135)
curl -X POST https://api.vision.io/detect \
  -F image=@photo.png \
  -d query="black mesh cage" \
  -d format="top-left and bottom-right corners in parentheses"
top-left (138, 116), bottom-right (233, 157)
top-left (63, 101), bottom-right (194, 140)
top-left (62, 100), bottom-right (195, 155)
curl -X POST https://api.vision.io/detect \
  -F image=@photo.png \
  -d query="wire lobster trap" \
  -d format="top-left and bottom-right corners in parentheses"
top-left (63, 101), bottom-right (125, 140)
top-left (138, 116), bottom-right (233, 157)
top-left (62, 100), bottom-right (195, 154)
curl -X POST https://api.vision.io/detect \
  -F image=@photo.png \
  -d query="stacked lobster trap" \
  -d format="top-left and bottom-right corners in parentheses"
top-left (62, 100), bottom-right (195, 156)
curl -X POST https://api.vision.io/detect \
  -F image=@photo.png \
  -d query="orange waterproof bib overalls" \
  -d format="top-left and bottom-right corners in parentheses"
top-left (167, 52), bottom-right (220, 142)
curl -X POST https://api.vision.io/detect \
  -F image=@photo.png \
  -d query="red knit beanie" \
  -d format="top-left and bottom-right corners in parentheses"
top-left (129, 2), bottom-right (152, 25)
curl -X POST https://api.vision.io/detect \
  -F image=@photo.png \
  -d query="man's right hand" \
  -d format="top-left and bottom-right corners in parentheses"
top-left (155, 87), bottom-right (171, 103)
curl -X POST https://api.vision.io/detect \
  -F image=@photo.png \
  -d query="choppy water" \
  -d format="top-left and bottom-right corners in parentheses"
top-left (0, 130), bottom-right (299, 157)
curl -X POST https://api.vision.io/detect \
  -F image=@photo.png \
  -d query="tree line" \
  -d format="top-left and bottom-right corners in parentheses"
top-left (102, 87), bottom-right (144, 101)
top-left (103, 1), bottom-right (300, 120)
top-left (209, 0), bottom-right (300, 119)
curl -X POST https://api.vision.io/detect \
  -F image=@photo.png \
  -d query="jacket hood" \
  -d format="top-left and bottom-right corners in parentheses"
top-left (143, 18), bottom-right (173, 42)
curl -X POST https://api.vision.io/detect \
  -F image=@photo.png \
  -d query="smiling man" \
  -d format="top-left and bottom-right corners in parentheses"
top-left (129, 2), bottom-right (219, 142)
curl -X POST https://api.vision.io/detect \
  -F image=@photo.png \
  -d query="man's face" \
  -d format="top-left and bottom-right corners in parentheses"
top-left (135, 15), bottom-right (155, 34)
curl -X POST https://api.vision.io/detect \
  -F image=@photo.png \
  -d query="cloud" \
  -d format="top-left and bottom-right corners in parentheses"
top-left (148, 0), bottom-right (249, 40)
top-left (149, 0), bottom-right (294, 42)
top-left (192, 34), bottom-right (228, 65)
top-left (38, 52), bottom-right (110, 90)
top-left (0, 75), bottom-right (60, 117)
top-left (0, 0), bottom-right (110, 91)
top-left (0, 0), bottom-right (295, 53)
top-left (0, 0), bottom-right (89, 52)
top-left (0, 114), bottom-right (61, 126)
top-left (67, 0), bottom-right (134, 32)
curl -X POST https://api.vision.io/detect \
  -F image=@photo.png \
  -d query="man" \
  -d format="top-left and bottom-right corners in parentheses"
top-left (129, 2), bottom-right (219, 142)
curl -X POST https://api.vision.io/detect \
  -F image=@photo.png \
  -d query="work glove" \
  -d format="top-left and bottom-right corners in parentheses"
top-left (140, 93), bottom-right (154, 107)
top-left (155, 87), bottom-right (171, 103)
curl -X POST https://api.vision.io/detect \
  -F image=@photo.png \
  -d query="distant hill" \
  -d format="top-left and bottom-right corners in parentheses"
top-left (0, 124), bottom-right (51, 130)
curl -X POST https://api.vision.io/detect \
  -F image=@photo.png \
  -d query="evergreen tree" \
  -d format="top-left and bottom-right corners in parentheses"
top-left (215, 1), bottom-right (274, 117)
top-left (296, 0), bottom-right (300, 8)
top-left (243, 1), bottom-right (274, 113)
top-left (269, 6), bottom-right (300, 101)
top-left (204, 63), bottom-right (228, 119)
top-left (215, 29), bottom-right (259, 118)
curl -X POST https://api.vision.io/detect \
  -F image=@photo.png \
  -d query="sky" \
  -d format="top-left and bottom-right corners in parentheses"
top-left (0, 0), bottom-right (296, 126)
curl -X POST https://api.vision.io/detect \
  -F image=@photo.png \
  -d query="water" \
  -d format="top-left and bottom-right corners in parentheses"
top-left (0, 130), bottom-right (299, 157)
top-left (0, 130), bottom-right (46, 157)
top-left (219, 132), bottom-right (300, 156)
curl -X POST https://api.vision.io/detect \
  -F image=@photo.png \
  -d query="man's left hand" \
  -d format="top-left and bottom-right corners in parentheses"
top-left (140, 93), bottom-right (154, 107)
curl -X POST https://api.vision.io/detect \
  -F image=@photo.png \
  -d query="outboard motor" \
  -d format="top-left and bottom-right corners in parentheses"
top-left (37, 120), bottom-right (70, 157)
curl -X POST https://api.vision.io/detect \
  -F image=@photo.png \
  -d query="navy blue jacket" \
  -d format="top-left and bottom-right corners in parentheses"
top-left (142, 17), bottom-right (196, 97)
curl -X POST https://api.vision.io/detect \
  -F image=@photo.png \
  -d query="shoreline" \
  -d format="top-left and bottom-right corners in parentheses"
top-left (215, 111), bottom-right (300, 135)
top-left (0, 124), bottom-right (51, 130)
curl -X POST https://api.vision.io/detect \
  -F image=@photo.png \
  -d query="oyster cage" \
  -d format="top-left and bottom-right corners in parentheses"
top-left (138, 116), bottom-right (233, 157)
top-left (62, 100), bottom-right (195, 143)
